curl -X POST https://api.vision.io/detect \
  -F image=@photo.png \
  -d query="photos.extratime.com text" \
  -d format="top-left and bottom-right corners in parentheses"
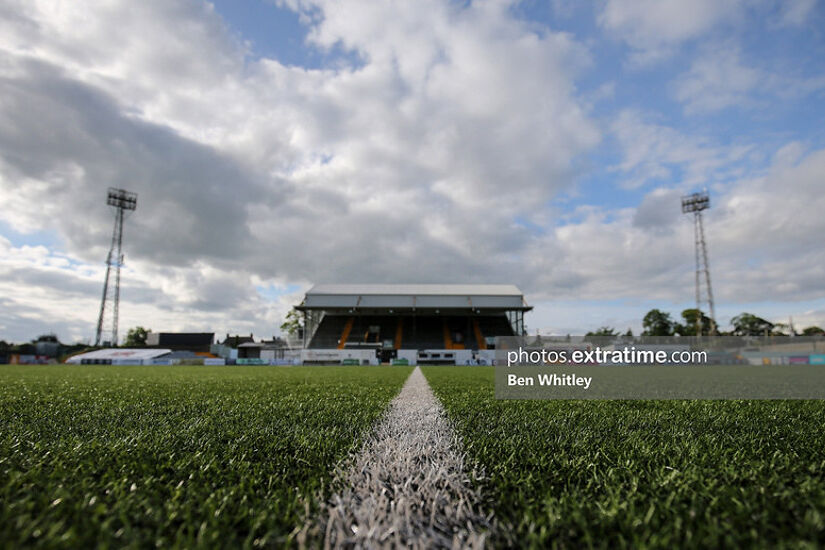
top-left (506, 347), bottom-right (708, 367)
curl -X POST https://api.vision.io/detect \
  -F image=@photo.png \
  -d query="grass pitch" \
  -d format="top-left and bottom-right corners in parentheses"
top-left (423, 366), bottom-right (825, 549)
top-left (317, 367), bottom-right (491, 548)
top-left (4, 364), bottom-right (824, 548)
top-left (0, 365), bottom-right (411, 548)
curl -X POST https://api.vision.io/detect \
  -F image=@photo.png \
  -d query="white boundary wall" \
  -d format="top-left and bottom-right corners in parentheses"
top-left (300, 348), bottom-right (499, 365)
top-left (301, 349), bottom-right (379, 365)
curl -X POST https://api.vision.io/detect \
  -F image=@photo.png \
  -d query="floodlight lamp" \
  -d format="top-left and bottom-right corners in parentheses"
top-left (107, 187), bottom-right (138, 211)
top-left (681, 191), bottom-right (709, 214)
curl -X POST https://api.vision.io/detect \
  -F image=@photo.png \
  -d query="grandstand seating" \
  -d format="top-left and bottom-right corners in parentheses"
top-left (407, 317), bottom-right (444, 350)
top-left (307, 314), bottom-right (516, 350)
top-left (477, 315), bottom-right (516, 344)
top-left (307, 315), bottom-right (349, 349)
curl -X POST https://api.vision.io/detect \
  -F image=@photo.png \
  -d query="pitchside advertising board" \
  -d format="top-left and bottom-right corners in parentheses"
top-left (494, 336), bottom-right (825, 399)
top-left (301, 348), bottom-right (379, 365)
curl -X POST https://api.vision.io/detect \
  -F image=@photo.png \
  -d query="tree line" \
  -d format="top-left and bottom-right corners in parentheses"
top-left (585, 309), bottom-right (824, 338)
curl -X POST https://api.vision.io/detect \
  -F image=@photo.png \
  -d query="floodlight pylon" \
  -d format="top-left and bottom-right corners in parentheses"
top-left (681, 190), bottom-right (716, 336)
top-left (94, 188), bottom-right (137, 347)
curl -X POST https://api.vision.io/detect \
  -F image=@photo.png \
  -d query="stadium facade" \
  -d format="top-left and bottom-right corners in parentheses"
top-left (295, 284), bottom-right (532, 365)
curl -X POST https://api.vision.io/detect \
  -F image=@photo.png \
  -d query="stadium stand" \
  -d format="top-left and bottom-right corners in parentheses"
top-left (294, 284), bottom-right (531, 365)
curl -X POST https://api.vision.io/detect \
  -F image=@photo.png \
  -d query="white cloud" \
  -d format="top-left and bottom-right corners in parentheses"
top-left (670, 47), bottom-right (760, 113)
top-left (0, 233), bottom-right (306, 343)
top-left (0, 0), bottom-right (599, 341)
top-left (598, 0), bottom-right (744, 63)
top-left (0, 1), bottom-right (822, 342)
top-left (609, 109), bottom-right (754, 188)
top-left (522, 145), bottom-right (825, 330)
top-left (670, 45), bottom-right (825, 114)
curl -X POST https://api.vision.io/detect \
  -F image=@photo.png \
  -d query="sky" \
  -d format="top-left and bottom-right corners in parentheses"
top-left (1, 0), bottom-right (824, 343)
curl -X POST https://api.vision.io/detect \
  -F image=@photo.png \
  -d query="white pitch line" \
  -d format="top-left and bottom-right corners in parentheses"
top-left (315, 366), bottom-right (493, 549)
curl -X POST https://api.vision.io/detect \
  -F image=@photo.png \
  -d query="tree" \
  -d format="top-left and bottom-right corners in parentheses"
top-left (642, 309), bottom-right (675, 336)
top-left (772, 322), bottom-right (795, 337)
top-left (124, 326), bottom-right (150, 347)
top-left (802, 326), bottom-right (825, 336)
top-left (280, 309), bottom-right (304, 336)
top-left (586, 327), bottom-right (617, 336)
top-left (584, 327), bottom-right (617, 346)
top-left (676, 308), bottom-right (713, 336)
top-left (617, 328), bottom-right (635, 343)
top-left (730, 313), bottom-right (774, 337)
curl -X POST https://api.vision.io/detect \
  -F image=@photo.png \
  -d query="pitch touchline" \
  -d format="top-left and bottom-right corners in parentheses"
top-left (311, 367), bottom-right (493, 549)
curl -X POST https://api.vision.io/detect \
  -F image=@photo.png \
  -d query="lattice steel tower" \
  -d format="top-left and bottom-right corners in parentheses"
top-left (95, 188), bottom-right (137, 346)
top-left (681, 190), bottom-right (716, 335)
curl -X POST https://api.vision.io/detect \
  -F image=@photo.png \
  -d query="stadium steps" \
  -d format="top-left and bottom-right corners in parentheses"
top-left (443, 320), bottom-right (465, 350)
top-left (394, 318), bottom-right (404, 349)
top-left (337, 317), bottom-right (355, 350)
top-left (473, 319), bottom-right (487, 350)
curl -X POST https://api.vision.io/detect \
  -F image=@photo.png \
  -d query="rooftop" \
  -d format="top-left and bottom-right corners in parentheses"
top-left (307, 284), bottom-right (523, 296)
top-left (299, 284), bottom-right (531, 311)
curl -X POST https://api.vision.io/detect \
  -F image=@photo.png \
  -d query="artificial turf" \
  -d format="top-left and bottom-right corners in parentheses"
top-left (0, 365), bottom-right (411, 548)
top-left (423, 366), bottom-right (825, 549)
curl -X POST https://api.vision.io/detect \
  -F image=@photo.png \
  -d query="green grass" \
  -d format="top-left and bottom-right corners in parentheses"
top-left (0, 365), bottom-right (411, 548)
top-left (423, 366), bottom-right (825, 549)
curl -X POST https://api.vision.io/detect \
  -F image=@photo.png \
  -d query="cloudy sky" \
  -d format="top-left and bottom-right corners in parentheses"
top-left (1, 0), bottom-right (824, 343)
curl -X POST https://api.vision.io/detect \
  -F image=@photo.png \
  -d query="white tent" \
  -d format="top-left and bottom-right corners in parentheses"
top-left (66, 348), bottom-right (172, 365)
